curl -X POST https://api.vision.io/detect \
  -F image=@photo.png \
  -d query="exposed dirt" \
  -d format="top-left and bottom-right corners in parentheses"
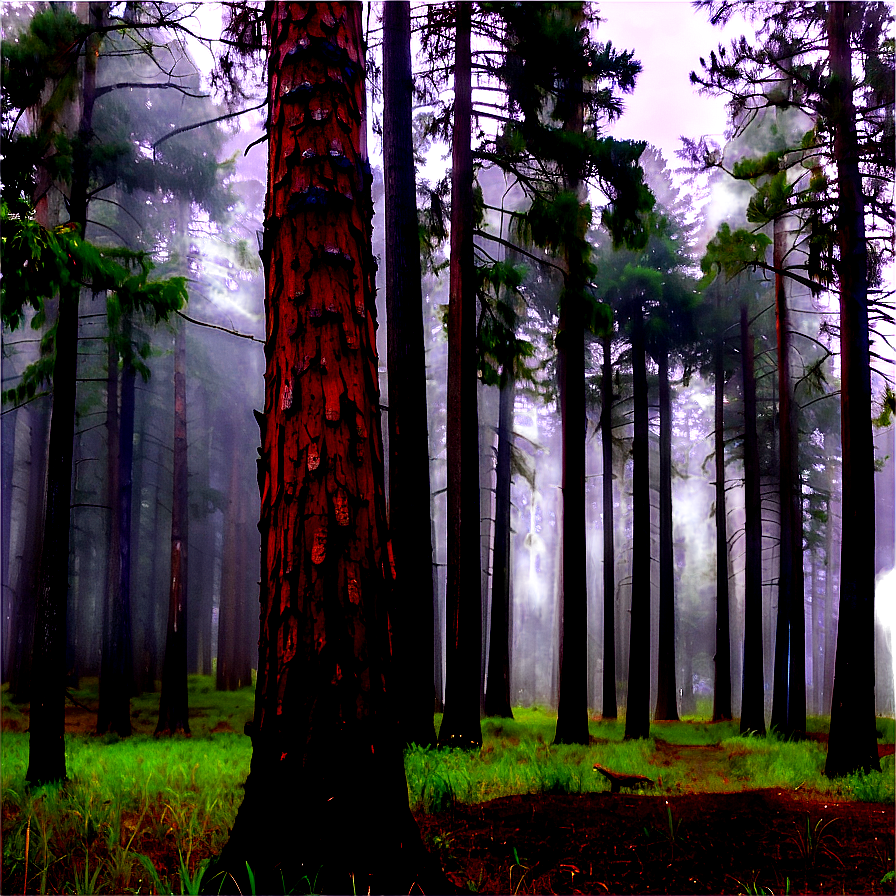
top-left (416, 789), bottom-right (894, 895)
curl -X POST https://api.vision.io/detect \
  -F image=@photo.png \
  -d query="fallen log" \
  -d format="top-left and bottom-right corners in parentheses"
top-left (592, 763), bottom-right (655, 794)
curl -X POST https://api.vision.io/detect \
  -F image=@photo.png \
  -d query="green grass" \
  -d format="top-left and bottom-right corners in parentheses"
top-left (2, 684), bottom-right (893, 894)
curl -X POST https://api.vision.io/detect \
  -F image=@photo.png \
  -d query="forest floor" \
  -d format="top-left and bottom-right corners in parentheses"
top-left (1, 686), bottom-right (893, 895)
top-left (417, 786), bottom-right (894, 895)
top-left (415, 732), bottom-right (896, 895)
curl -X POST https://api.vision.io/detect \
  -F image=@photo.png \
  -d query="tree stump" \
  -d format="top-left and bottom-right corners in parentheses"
top-left (592, 763), bottom-right (655, 794)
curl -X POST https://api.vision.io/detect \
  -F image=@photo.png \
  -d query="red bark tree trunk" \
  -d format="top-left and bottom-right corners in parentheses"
top-left (207, 5), bottom-right (447, 892)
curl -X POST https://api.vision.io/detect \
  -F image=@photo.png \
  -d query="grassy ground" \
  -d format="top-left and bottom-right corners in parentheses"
top-left (1, 680), bottom-right (893, 894)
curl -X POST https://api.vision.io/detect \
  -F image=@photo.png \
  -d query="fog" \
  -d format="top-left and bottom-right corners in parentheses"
top-left (1, 1), bottom-right (893, 730)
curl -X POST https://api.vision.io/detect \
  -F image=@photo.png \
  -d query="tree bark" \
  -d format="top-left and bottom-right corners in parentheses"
top-left (655, 342), bottom-right (680, 721)
top-left (600, 331), bottom-right (617, 719)
top-left (825, 0), bottom-right (880, 777)
top-left (26, 3), bottom-right (102, 785)
top-left (383, 0), bottom-right (437, 747)
top-left (485, 370), bottom-right (515, 718)
top-left (205, 6), bottom-right (448, 892)
top-left (439, 0), bottom-right (483, 750)
top-left (625, 300), bottom-right (651, 740)
top-left (739, 303), bottom-right (766, 735)
top-left (712, 323), bottom-right (732, 721)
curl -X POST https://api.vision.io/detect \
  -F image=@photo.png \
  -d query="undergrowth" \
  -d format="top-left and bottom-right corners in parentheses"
top-left (1, 682), bottom-right (892, 894)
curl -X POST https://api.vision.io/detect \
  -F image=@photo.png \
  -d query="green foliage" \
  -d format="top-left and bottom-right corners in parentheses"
top-left (745, 171), bottom-right (795, 224)
top-left (873, 386), bottom-right (896, 428)
top-left (700, 223), bottom-right (772, 287)
top-left (1, 203), bottom-right (187, 406)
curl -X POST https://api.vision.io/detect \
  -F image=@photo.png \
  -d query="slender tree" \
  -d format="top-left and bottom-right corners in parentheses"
top-left (439, 0), bottom-right (483, 750)
top-left (599, 329), bottom-right (617, 719)
top-left (382, 0), bottom-right (437, 747)
top-left (825, 1), bottom-right (881, 777)
top-left (711, 294), bottom-right (732, 722)
top-left (655, 337), bottom-right (680, 721)
top-left (739, 299), bottom-right (766, 735)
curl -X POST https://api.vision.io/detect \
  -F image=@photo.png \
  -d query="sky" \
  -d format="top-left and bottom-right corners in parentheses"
top-left (596, 1), bottom-right (748, 168)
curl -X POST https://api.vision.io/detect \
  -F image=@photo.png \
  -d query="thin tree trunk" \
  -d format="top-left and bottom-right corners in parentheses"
top-left (625, 301), bottom-right (651, 740)
top-left (7, 400), bottom-right (50, 702)
top-left (553, 7), bottom-right (589, 746)
top-left (26, 4), bottom-right (102, 785)
top-left (97, 324), bottom-right (133, 736)
top-left (383, 0), bottom-right (437, 747)
top-left (600, 331), bottom-right (617, 719)
top-left (712, 324), bottom-right (732, 721)
top-left (156, 320), bottom-right (190, 734)
top-left (740, 303), bottom-right (766, 735)
top-left (823, 444), bottom-right (837, 713)
top-left (770, 215), bottom-right (805, 736)
top-left (655, 342), bottom-right (679, 720)
top-left (439, 0), bottom-right (483, 750)
top-left (485, 369), bottom-right (515, 718)
top-left (215, 445), bottom-right (247, 691)
top-left (825, 0), bottom-right (880, 777)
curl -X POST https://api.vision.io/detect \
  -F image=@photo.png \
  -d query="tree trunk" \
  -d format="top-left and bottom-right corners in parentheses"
top-left (553, 10), bottom-right (589, 746)
top-left (26, 4), bottom-right (102, 785)
top-left (97, 323), bottom-right (134, 736)
top-left (770, 214), bottom-right (805, 736)
top-left (6, 400), bottom-right (50, 702)
top-left (739, 303), bottom-right (766, 735)
top-left (712, 323), bottom-right (732, 721)
top-left (205, 6), bottom-right (447, 893)
top-left (485, 369), bottom-right (515, 718)
top-left (655, 342), bottom-right (679, 720)
top-left (600, 331), bottom-right (617, 719)
top-left (825, 0), bottom-right (880, 777)
top-left (383, 0), bottom-right (437, 747)
top-left (156, 320), bottom-right (190, 734)
top-left (625, 300), bottom-right (651, 740)
top-left (439, 0), bottom-right (483, 750)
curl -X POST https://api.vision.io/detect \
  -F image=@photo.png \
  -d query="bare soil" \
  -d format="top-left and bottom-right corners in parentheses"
top-left (417, 788), bottom-right (894, 895)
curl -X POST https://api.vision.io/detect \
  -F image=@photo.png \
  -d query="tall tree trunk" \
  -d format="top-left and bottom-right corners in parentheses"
top-left (655, 342), bottom-right (679, 721)
top-left (770, 214), bottom-right (805, 736)
top-left (26, 4), bottom-right (102, 785)
top-left (740, 303), bottom-right (766, 735)
top-left (600, 331), bottom-right (617, 719)
top-left (712, 323), bottom-right (732, 721)
top-left (215, 445), bottom-right (247, 691)
top-left (439, 0), bottom-right (483, 750)
top-left (822, 441), bottom-right (838, 713)
top-left (825, 1), bottom-right (880, 777)
top-left (97, 324), bottom-right (134, 736)
top-left (156, 320), bottom-right (190, 734)
top-left (383, 0), bottom-right (437, 747)
top-left (485, 369), bottom-right (515, 718)
top-left (6, 400), bottom-right (50, 702)
top-left (625, 301), bottom-right (651, 740)
top-left (207, 6), bottom-right (446, 892)
top-left (553, 8), bottom-right (589, 746)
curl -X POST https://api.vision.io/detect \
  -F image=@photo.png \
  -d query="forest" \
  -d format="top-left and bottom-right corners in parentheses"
top-left (0, 1), bottom-right (894, 894)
